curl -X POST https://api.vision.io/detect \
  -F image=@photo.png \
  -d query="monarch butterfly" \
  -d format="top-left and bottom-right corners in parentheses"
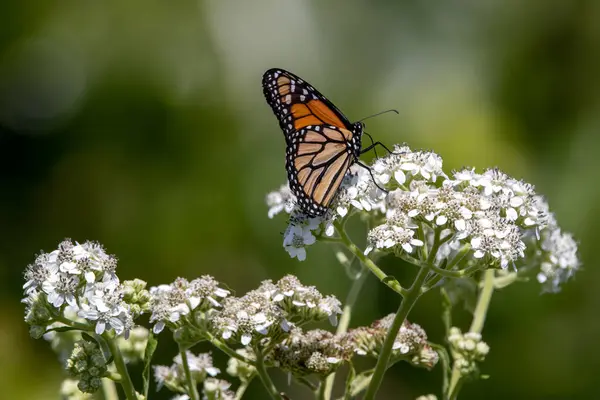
top-left (262, 68), bottom-right (390, 217)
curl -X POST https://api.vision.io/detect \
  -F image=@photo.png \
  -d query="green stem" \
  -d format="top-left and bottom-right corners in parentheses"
top-left (296, 376), bottom-right (318, 391)
top-left (52, 315), bottom-right (93, 331)
top-left (429, 343), bottom-right (451, 396)
top-left (323, 269), bottom-right (369, 400)
top-left (423, 264), bottom-right (482, 292)
top-left (334, 221), bottom-right (407, 297)
top-left (363, 266), bottom-right (430, 400)
top-left (104, 333), bottom-right (137, 400)
top-left (179, 348), bottom-right (200, 400)
top-left (101, 377), bottom-right (119, 400)
top-left (206, 333), bottom-right (257, 367)
top-left (317, 380), bottom-right (327, 400)
top-left (294, 376), bottom-right (318, 392)
top-left (235, 375), bottom-right (255, 400)
top-left (446, 269), bottom-right (495, 400)
top-left (469, 269), bottom-right (495, 333)
top-left (255, 348), bottom-right (281, 400)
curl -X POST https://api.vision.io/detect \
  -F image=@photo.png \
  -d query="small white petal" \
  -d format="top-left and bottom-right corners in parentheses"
top-left (536, 273), bottom-right (548, 283)
top-left (394, 170), bottom-right (406, 184)
top-left (410, 239), bottom-right (424, 247)
top-left (153, 322), bottom-right (165, 334)
top-left (84, 271), bottom-right (96, 283)
top-left (325, 223), bottom-right (335, 237)
top-left (436, 215), bottom-right (448, 226)
top-left (383, 238), bottom-right (395, 248)
top-left (95, 321), bottom-right (106, 335)
top-left (510, 196), bottom-right (524, 207)
top-left (241, 334), bottom-right (252, 345)
top-left (473, 250), bottom-right (485, 259)
top-left (188, 297), bottom-right (201, 310)
top-left (378, 173), bottom-right (391, 184)
top-left (296, 248), bottom-right (307, 261)
top-left (506, 208), bottom-right (518, 221)
top-left (524, 217), bottom-right (536, 226)
top-left (252, 313), bottom-right (267, 324)
top-left (400, 162), bottom-right (419, 172)
top-left (478, 218), bottom-right (492, 228)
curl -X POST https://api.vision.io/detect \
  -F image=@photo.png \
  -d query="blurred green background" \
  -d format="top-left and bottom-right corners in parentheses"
top-left (1, 0), bottom-right (599, 399)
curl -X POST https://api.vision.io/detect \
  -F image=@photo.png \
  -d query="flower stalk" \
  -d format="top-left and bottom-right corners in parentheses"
top-left (179, 347), bottom-right (200, 400)
top-left (335, 221), bottom-right (407, 297)
top-left (447, 269), bottom-right (496, 400)
top-left (255, 348), bottom-right (281, 400)
top-left (363, 265), bottom-right (430, 400)
top-left (323, 267), bottom-right (369, 400)
top-left (104, 332), bottom-right (137, 400)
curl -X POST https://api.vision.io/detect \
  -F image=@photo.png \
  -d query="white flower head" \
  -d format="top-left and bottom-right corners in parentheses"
top-left (149, 276), bottom-right (229, 334)
top-left (282, 215), bottom-right (320, 261)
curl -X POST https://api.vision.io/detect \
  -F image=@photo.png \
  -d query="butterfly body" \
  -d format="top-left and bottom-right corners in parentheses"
top-left (262, 68), bottom-right (364, 216)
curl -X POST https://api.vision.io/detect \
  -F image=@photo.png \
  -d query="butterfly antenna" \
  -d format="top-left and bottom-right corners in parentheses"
top-left (358, 109), bottom-right (399, 123)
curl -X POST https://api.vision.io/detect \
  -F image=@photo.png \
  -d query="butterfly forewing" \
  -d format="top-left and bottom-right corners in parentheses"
top-left (262, 68), bottom-right (363, 216)
top-left (262, 69), bottom-right (354, 139)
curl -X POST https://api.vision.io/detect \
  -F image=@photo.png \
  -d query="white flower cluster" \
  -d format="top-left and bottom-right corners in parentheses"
top-left (154, 351), bottom-right (232, 399)
top-left (270, 328), bottom-right (354, 377)
top-left (448, 327), bottom-right (490, 377)
top-left (349, 314), bottom-right (438, 369)
top-left (534, 227), bottom-right (580, 293)
top-left (266, 145), bottom-right (580, 291)
top-left (149, 276), bottom-right (230, 334)
top-left (22, 239), bottom-right (134, 337)
top-left (209, 275), bottom-right (342, 346)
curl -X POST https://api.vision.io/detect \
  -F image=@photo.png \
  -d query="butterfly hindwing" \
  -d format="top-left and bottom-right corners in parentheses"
top-left (286, 125), bottom-right (354, 215)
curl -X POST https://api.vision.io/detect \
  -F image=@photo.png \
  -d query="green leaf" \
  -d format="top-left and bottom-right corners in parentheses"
top-left (81, 332), bottom-right (97, 343)
top-left (44, 326), bottom-right (81, 334)
top-left (143, 333), bottom-right (158, 397)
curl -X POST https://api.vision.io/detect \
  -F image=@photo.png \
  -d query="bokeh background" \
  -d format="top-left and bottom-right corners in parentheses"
top-left (1, 1), bottom-right (599, 399)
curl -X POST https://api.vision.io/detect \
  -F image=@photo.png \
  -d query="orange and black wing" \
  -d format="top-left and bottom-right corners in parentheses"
top-left (262, 68), bottom-right (354, 142)
top-left (286, 125), bottom-right (355, 216)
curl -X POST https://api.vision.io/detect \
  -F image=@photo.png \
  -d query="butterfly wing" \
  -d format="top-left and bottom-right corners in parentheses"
top-left (287, 125), bottom-right (354, 216)
top-left (262, 68), bottom-right (354, 142)
top-left (263, 68), bottom-right (362, 216)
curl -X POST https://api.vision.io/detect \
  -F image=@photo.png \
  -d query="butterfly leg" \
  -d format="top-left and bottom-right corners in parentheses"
top-left (360, 141), bottom-right (403, 156)
top-left (363, 132), bottom-right (380, 159)
top-left (355, 161), bottom-right (389, 193)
